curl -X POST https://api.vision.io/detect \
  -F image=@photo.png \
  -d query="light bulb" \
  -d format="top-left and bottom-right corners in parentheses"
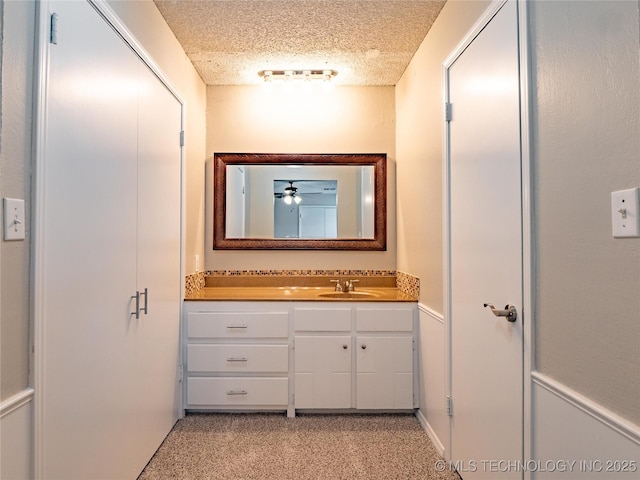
top-left (283, 195), bottom-right (293, 205)
top-left (294, 195), bottom-right (302, 204)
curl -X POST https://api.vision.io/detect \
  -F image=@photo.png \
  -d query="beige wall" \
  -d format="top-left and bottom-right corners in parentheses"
top-left (206, 85), bottom-right (396, 271)
top-left (530, 0), bottom-right (640, 424)
top-left (108, 0), bottom-right (207, 276)
top-left (396, 0), bottom-right (491, 311)
top-left (0, 0), bottom-right (36, 400)
top-left (398, 0), bottom-right (640, 425)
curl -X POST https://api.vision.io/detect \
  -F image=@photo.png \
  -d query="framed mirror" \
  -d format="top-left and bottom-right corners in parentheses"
top-left (214, 153), bottom-right (386, 250)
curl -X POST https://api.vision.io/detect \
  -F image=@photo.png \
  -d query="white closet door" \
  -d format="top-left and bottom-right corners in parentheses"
top-left (41, 1), bottom-right (139, 478)
top-left (134, 62), bottom-right (182, 456)
top-left (39, 1), bottom-right (182, 478)
top-left (447, 1), bottom-right (523, 477)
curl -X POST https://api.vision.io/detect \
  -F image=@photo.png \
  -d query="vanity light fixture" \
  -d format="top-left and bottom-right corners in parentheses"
top-left (258, 69), bottom-right (337, 83)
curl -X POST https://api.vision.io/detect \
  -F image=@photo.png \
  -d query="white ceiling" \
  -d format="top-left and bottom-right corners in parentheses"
top-left (274, 179), bottom-right (337, 195)
top-left (153, 0), bottom-right (447, 86)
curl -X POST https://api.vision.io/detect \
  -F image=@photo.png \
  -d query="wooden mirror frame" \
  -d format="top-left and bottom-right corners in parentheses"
top-left (213, 153), bottom-right (387, 250)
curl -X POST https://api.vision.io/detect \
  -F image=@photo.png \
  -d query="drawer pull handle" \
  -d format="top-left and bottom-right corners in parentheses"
top-left (227, 390), bottom-right (247, 396)
top-left (227, 357), bottom-right (248, 362)
top-left (226, 325), bottom-right (248, 329)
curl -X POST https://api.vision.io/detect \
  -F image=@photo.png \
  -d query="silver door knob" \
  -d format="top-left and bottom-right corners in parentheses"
top-left (483, 303), bottom-right (517, 322)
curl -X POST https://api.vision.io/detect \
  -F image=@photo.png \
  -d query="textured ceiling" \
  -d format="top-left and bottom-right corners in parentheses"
top-left (153, 0), bottom-right (447, 86)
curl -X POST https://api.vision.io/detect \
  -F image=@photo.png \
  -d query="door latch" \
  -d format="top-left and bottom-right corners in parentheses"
top-left (483, 303), bottom-right (517, 322)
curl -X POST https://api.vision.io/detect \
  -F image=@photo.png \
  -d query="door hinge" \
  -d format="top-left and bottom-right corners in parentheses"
top-left (50, 13), bottom-right (59, 45)
top-left (412, 338), bottom-right (415, 351)
top-left (446, 395), bottom-right (453, 416)
top-left (177, 365), bottom-right (184, 382)
top-left (445, 102), bottom-right (453, 122)
top-left (179, 130), bottom-right (185, 147)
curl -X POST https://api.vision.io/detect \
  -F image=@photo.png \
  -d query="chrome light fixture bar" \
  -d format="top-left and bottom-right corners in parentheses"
top-left (259, 69), bottom-right (338, 83)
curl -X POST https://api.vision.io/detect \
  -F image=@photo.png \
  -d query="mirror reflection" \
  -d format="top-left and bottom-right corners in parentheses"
top-left (226, 165), bottom-right (374, 240)
top-left (274, 180), bottom-right (338, 239)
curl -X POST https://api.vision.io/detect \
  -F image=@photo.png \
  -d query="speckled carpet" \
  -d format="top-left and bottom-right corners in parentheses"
top-left (138, 413), bottom-right (461, 480)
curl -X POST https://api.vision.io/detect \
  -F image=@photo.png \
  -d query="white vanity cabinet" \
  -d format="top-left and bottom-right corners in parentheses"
top-left (182, 301), bottom-right (417, 416)
top-left (183, 303), bottom-right (290, 413)
top-left (293, 303), bottom-right (416, 411)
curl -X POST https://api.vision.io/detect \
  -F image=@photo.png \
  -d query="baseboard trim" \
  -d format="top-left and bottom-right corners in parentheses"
top-left (418, 303), bottom-right (444, 324)
top-left (415, 409), bottom-right (445, 456)
top-left (532, 371), bottom-right (640, 445)
top-left (0, 388), bottom-right (34, 419)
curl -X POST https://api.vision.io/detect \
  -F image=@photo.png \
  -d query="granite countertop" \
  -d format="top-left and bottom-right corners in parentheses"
top-left (185, 275), bottom-right (417, 302)
top-left (185, 286), bottom-right (416, 302)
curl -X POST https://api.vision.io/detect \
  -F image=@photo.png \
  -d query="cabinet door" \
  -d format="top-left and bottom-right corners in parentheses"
top-left (295, 336), bottom-right (352, 408)
top-left (134, 61), bottom-right (183, 461)
top-left (356, 336), bottom-right (414, 409)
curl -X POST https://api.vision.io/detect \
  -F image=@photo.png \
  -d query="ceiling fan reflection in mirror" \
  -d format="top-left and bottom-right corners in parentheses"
top-left (281, 181), bottom-right (301, 205)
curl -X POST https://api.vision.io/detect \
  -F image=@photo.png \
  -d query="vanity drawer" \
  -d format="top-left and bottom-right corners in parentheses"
top-left (187, 311), bottom-right (288, 339)
top-left (187, 377), bottom-right (288, 406)
top-left (294, 307), bottom-right (352, 332)
top-left (355, 308), bottom-right (414, 332)
top-left (187, 344), bottom-right (288, 373)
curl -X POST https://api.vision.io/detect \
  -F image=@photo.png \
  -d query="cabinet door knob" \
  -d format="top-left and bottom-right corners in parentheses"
top-left (361, 344), bottom-right (367, 350)
top-left (342, 344), bottom-right (348, 350)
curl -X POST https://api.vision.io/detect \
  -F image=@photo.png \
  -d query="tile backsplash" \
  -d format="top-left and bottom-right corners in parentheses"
top-left (185, 269), bottom-right (420, 298)
top-left (184, 271), bottom-right (206, 298)
top-left (205, 269), bottom-right (397, 277)
top-left (396, 271), bottom-right (420, 299)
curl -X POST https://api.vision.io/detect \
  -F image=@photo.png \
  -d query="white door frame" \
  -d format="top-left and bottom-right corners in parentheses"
top-left (31, 1), bottom-right (186, 477)
top-left (441, 0), bottom-right (534, 474)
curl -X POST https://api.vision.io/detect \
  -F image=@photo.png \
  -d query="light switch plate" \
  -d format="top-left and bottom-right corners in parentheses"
top-left (3, 198), bottom-right (26, 241)
top-left (611, 188), bottom-right (640, 238)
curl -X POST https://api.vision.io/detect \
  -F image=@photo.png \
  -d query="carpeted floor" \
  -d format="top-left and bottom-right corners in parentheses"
top-left (138, 412), bottom-right (461, 480)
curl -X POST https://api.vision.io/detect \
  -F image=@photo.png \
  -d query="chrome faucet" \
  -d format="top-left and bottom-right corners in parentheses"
top-left (345, 279), bottom-right (359, 292)
top-left (330, 279), bottom-right (343, 292)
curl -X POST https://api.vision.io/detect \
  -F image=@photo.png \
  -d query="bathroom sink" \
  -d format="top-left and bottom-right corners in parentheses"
top-left (318, 291), bottom-right (380, 299)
